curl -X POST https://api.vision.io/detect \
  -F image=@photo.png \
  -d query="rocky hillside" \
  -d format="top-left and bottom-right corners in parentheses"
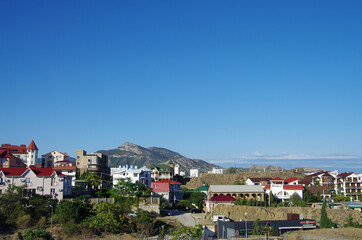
top-left (97, 142), bottom-right (218, 173)
top-left (249, 164), bottom-right (285, 171)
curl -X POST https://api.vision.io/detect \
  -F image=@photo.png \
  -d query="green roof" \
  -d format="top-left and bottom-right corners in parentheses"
top-left (197, 185), bottom-right (209, 191)
top-left (148, 164), bottom-right (174, 172)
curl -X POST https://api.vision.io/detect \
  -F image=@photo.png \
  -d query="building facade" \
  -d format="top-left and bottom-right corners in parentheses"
top-left (42, 150), bottom-right (70, 168)
top-left (0, 167), bottom-right (72, 200)
top-left (190, 168), bottom-right (200, 178)
top-left (76, 150), bottom-right (110, 181)
top-left (111, 165), bottom-right (151, 188)
top-left (264, 177), bottom-right (304, 202)
top-left (150, 180), bottom-right (184, 202)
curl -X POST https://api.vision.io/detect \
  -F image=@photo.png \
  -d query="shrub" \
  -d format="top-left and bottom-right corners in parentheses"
top-left (16, 215), bottom-right (32, 228)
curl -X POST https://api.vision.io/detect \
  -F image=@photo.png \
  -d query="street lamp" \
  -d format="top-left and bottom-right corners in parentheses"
top-left (245, 212), bottom-right (248, 240)
top-left (49, 204), bottom-right (53, 239)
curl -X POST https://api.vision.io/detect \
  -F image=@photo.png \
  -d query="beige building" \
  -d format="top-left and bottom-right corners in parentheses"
top-left (42, 150), bottom-right (70, 168)
top-left (76, 150), bottom-right (110, 181)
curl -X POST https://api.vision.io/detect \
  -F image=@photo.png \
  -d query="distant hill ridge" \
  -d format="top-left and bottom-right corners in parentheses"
top-left (97, 142), bottom-right (218, 173)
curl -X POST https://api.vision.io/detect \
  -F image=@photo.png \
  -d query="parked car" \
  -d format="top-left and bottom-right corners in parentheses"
top-left (191, 208), bottom-right (203, 213)
top-left (160, 210), bottom-right (172, 216)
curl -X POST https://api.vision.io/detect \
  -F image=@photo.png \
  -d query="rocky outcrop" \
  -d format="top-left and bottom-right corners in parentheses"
top-left (97, 142), bottom-right (218, 173)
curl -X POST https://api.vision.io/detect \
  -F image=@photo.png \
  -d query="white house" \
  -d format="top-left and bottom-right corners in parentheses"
top-left (208, 167), bottom-right (224, 174)
top-left (0, 166), bottom-right (72, 200)
top-left (335, 172), bottom-right (362, 201)
top-left (264, 177), bottom-right (304, 202)
top-left (190, 168), bottom-right (200, 178)
top-left (111, 165), bottom-right (151, 188)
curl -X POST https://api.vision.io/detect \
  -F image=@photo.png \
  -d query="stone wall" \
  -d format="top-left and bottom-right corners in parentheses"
top-left (211, 205), bottom-right (362, 226)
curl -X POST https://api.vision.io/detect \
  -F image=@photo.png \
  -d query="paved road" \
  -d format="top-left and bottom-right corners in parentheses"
top-left (160, 210), bottom-right (207, 227)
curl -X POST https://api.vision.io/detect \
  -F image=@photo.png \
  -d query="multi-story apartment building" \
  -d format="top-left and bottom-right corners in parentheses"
top-left (41, 150), bottom-right (70, 168)
top-left (150, 180), bottom-right (184, 202)
top-left (208, 167), bottom-right (224, 174)
top-left (76, 150), bottom-right (110, 181)
top-left (190, 168), bottom-right (200, 178)
top-left (149, 164), bottom-right (174, 181)
top-left (111, 165), bottom-right (151, 188)
top-left (0, 166), bottom-right (72, 200)
top-left (335, 172), bottom-right (361, 201)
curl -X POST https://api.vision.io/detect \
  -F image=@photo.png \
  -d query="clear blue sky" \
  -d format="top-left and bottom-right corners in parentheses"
top-left (1, 1), bottom-right (362, 172)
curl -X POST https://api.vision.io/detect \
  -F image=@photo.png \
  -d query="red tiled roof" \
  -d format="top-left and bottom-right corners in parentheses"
top-left (59, 152), bottom-right (69, 156)
top-left (283, 185), bottom-right (304, 190)
top-left (0, 144), bottom-right (27, 153)
top-left (54, 166), bottom-right (76, 171)
top-left (27, 140), bottom-right (38, 150)
top-left (321, 172), bottom-right (333, 177)
top-left (264, 184), bottom-right (304, 190)
top-left (271, 177), bottom-right (284, 181)
top-left (30, 166), bottom-right (55, 176)
top-left (307, 186), bottom-right (331, 194)
top-left (285, 177), bottom-right (298, 183)
top-left (210, 195), bottom-right (236, 202)
top-left (0, 168), bottom-right (28, 176)
top-left (249, 178), bottom-right (272, 183)
top-left (0, 149), bottom-right (13, 158)
top-left (338, 172), bottom-right (354, 179)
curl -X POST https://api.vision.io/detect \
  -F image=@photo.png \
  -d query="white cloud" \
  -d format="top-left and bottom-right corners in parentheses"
top-left (232, 152), bottom-right (359, 160)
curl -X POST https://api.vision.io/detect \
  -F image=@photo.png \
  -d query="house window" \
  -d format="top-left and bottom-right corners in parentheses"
top-left (50, 188), bottom-right (55, 196)
top-left (134, 173), bottom-right (138, 177)
top-left (77, 162), bottom-right (80, 165)
top-left (25, 178), bottom-right (30, 183)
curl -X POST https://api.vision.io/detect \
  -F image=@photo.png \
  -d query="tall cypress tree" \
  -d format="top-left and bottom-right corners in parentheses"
top-left (320, 199), bottom-right (334, 228)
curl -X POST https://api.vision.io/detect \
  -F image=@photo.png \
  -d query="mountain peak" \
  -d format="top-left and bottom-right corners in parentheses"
top-left (98, 143), bottom-right (218, 172)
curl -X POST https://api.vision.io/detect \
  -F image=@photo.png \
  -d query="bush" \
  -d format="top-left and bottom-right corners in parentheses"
top-left (16, 215), bottom-right (32, 228)
top-left (18, 229), bottom-right (51, 240)
top-left (84, 202), bottom-right (128, 234)
top-left (62, 222), bottom-right (82, 237)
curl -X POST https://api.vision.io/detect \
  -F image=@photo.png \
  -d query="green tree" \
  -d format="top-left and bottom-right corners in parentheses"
top-left (54, 197), bottom-right (92, 224)
top-left (332, 193), bottom-right (349, 202)
top-left (170, 223), bottom-right (202, 240)
top-left (26, 194), bottom-right (57, 223)
top-left (262, 223), bottom-right (275, 236)
top-left (112, 178), bottom-right (150, 198)
top-left (134, 210), bottom-right (157, 238)
top-left (227, 167), bottom-right (237, 174)
top-left (85, 202), bottom-right (128, 234)
top-left (289, 192), bottom-right (302, 206)
top-left (234, 180), bottom-right (242, 185)
top-left (269, 191), bottom-right (276, 207)
top-left (303, 187), bottom-right (313, 203)
top-left (251, 219), bottom-right (262, 235)
top-left (0, 185), bottom-right (27, 224)
top-left (83, 173), bottom-right (102, 190)
top-left (320, 199), bottom-right (334, 228)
